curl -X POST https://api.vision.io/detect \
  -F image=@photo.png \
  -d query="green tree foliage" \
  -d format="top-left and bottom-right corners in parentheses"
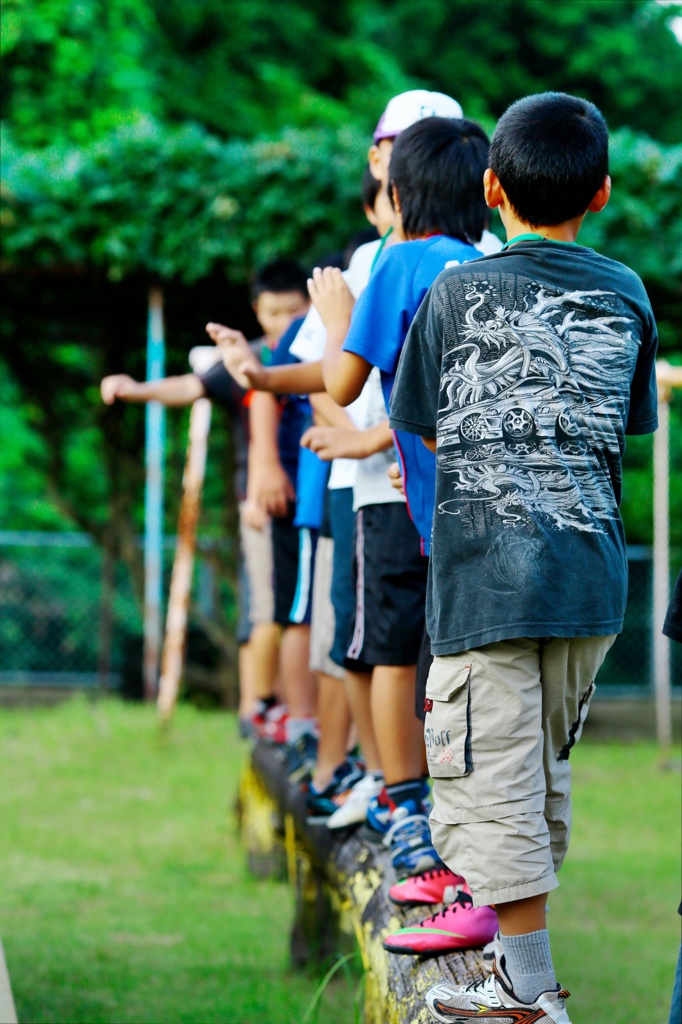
top-left (3, 0), bottom-right (681, 146)
top-left (1, 121), bottom-right (368, 282)
top-left (1, 0), bottom-right (680, 561)
top-left (3, 120), bottom-right (679, 355)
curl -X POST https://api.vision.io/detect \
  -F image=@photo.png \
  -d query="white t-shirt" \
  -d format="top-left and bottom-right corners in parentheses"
top-left (290, 239), bottom-right (401, 507)
top-left (476, 229), bottom-right (504, 256)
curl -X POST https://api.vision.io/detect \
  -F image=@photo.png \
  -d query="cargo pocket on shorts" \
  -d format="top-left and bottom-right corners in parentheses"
top-left (424, 658), bottom-right (472, 778)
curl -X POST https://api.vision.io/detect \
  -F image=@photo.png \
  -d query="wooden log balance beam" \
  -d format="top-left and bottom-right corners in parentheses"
top-left (238, 740), bottom-right (489, 1024)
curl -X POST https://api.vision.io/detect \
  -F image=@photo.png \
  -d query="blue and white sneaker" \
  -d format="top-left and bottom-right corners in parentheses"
top-left (383, 800), bottom-right (442, 877)
top-left (360, 780), bottom-right (432, 844)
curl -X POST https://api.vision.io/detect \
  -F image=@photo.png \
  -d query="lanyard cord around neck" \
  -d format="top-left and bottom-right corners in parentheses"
top-left (501, 232), bottom-right (582, 251)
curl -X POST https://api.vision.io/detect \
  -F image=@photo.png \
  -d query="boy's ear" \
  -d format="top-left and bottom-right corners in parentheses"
top-left (251, 298), bottom-right (260, 315)
top-left (368, 145), bottom-right (384, 182)
top-left (483, 168), bottom-right (504, 209)
top-left (588, 175), bottom-right (611, 213)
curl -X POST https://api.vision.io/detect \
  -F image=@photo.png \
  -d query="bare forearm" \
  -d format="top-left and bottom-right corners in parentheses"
top-left (322, 331), bottom-right (372, 406)
top-left (309, 392), bottom-right (356, 429)
top-left (362, 420), bottom-right (395, 455)
top-left (421, 436), bottom-right (437, 453)
top-left (249, 392), bottom-right (282, 462)
top-left (261, 361), bottom-right (325, 395)
top-left (126, 375), bottom-right (204, 406)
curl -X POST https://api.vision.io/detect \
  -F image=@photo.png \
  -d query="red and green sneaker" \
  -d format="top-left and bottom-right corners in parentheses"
top-left (389, 867), bottom-right (465, 907)
top-left (383, 888), bottom-right (498, 957)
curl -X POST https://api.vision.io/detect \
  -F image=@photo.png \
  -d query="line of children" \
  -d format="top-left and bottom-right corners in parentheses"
top-left (101, 259), bottom-right (310, 732)
top-left (216, 89), bottom-right (659, 1024)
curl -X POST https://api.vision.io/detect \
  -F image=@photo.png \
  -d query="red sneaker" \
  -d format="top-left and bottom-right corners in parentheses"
top-left (389, 866), bottom-right (465, 907)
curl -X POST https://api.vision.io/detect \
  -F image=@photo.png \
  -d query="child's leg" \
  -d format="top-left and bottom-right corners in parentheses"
top-left (239, 512), bottom-right (281, 701)
top-left (249, 622), bottom-right (282, 700)
top-left (344, 669), bottom-right (381, 770)
top-left (370, 664), bottom-right (424, 786)
top-left (426, 635), bottom-right (615, 1010)
top-left (491, 635), bottom-right (615, 1004)
top-left (308, 534), bottom-right (353, 789)
top-left (312, 671), bottom-right (352, 790)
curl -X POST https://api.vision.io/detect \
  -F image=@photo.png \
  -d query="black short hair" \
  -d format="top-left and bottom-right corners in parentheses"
top-left (251, 259), bottom-right (308, 300)
top-left (489, 92), bottom-right (609, 226)
top-left (389, 118), bottom-right (489, 243)
top-left (361, 165), bottom-right (382, 211)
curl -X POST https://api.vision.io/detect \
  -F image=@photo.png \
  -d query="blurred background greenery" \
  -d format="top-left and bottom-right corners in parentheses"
top-left (1, 0), bottom-right (680, 693)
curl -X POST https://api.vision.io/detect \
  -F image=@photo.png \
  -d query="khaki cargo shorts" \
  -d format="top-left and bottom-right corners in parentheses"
top-left (309, 537), bottom-right (344, 680)
top-left (239, 507), bottom-right (275, 626)
top-left (425, 635), bottom-right (616, 907)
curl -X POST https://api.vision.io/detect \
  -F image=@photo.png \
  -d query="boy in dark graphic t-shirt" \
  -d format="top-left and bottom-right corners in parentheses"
top-left (390, 93), bottom-right (658, 1022)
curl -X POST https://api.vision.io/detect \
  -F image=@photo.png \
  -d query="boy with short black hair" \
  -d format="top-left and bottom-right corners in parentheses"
top-left (390, 91), bottom-right (658, 1022)
top-left (310, 115), bottom-right (491, 874)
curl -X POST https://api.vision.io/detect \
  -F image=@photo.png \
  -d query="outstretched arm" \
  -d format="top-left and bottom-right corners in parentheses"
top-left (100, 373), bottom-right (204, 407)
top-left (206, 322), bottom-right (324, 394)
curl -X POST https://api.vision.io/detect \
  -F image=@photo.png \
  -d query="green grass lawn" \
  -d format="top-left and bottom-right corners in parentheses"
top-left (0, 698), bottom-right (679, 1024)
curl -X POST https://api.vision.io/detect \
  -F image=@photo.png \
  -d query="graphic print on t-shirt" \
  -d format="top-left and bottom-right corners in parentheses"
top-left (435, 271), bottom-right (641, 537)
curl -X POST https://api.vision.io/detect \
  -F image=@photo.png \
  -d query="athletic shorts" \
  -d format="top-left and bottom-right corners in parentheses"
top-left (289, 527), bottom-right (317, 626)
top-left (239, 506), bottom-right (274, 626)
top-left (272, 504), bottom-right (316, 627)
top-left (272, 504), bottom-right (299, 625)
top-left (328, 487), bottom-right (355, 669)
top-left (425, 635), bottom-right (616, 908)
top-left (345, 502), bottom-right (428, 669)
top-left (309, 536), bottom-right (344, 680)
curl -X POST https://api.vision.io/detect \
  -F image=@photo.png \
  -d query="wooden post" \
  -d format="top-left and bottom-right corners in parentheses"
top-left (653, 361), bottom-right (681, 747)
top-left (143, 286), bottom-right (166, 701)
top-left (157, 397), bottom-right (212, 723)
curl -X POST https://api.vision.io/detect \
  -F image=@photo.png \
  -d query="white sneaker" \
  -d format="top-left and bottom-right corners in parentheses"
top-left (481, 929), bottom-right (503, 970)
top-left (326, 772), bottom-right (383, 829)
top-left (426, 957), bottom-right (572, 1023)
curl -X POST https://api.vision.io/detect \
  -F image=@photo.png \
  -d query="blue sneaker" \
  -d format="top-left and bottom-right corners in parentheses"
top-left (361, 780), bottom-right (432, 844)
top-left (383, 800), bottom-right (442, 877)
top-left (286, 732), bottom-right (319, 783)
top-left (305, 757), bottom-right (366, 825)
top-left (360, 787), bottom-right (392, 842)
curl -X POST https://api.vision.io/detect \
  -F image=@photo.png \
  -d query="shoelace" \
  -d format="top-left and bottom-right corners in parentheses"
top-left (421, 867), bottom-right (457, 881)
top-left (422, 890), bottom-right (473, 925)
top-left (383, 812), bottom-right (431, 847)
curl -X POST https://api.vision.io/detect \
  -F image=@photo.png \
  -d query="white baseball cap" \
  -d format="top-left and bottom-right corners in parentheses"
top-left (373, 90), bottom-right (464, 144)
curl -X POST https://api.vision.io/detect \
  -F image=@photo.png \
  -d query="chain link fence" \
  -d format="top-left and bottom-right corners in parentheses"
top-left (0, 531), bottom-right (237, 701)
top-left (0, 531), bottom-right (679, 698)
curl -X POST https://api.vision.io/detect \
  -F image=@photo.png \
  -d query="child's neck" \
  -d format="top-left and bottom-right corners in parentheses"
top-left (503, 211), bottom-right (585, 246)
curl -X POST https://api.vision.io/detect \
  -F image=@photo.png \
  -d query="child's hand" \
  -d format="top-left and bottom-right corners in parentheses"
top-left (387, 460), bottom-right (405, 495)
top-left (307, 267), bottom-right (355, 332)
top-left (240, 499), bottom-right (269, 531)
top-left (249, 460), bottom-right (295, 518)
top-left (301, 425), bottom-right (364, 461)
top-left (205, 322), bottom-right (265, 390)
top-left (100, 374), bottom-right (138, 404)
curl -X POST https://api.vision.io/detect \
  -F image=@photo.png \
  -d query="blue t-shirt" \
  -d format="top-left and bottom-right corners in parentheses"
top-left (269, 318), bottom-right (311, 485)
top-left (343, 236), bottom-right (481, 552)
top-left (389, 240), bottom-right (659, 654)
